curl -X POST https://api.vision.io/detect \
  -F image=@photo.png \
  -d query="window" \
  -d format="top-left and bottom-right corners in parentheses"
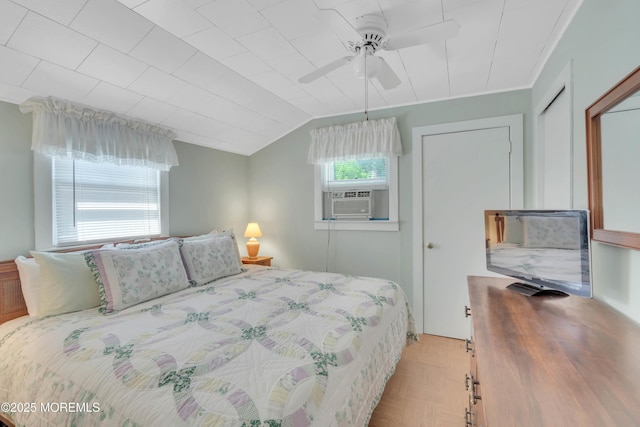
top-left (34, 154), bottom-right (169, 249)
top-left (314, 156), bottom-right (399, 231)
top-left (323, 158), bottom-right (389, 190)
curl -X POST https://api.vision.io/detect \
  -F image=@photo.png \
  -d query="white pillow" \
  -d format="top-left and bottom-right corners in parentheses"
top-left (14, 256), bottom-right (41, 317)
top-left (179, 236), bottom-right (242, 285)
top-left (30, 251), bottom-right (100, 316)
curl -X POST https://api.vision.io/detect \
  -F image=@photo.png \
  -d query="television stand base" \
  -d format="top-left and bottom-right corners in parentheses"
top-left (507, 282), bottom-right (569, 297)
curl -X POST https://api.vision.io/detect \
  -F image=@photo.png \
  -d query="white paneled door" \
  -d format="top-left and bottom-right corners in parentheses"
top-left (422, 127), bottom-right (512, 339)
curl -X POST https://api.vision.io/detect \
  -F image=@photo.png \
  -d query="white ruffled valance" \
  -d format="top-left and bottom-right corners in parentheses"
top-left (307, 117), bottom-right (402, 164)
top-left (19, 96), bottom-right (178, 171)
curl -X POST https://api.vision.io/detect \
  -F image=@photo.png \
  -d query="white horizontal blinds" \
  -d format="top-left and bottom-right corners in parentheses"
top-left (324, 157), bottom-right (389, 189)
top-left (53, 158), bottom-right (161, 246)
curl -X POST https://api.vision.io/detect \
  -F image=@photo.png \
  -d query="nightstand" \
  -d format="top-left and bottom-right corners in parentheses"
top-left (241, 256), bottom-right (273, 266)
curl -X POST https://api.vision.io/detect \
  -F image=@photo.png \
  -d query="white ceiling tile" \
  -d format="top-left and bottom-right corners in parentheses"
top-left (196, 0), bottom-right (271, 38)
top-left (221, 52), bottom-right (273, 77)
top-left (173, 52), bottom-right (237, 93)
top-left (22, 61), bottom-right (99, 101)
top-left (261, 0), bottom-right (324, 40)
top-left (250, 71), bottom-right (308, 99)
top-left (247, 0), bottom-right (285, 11)
top-left (184, 0), bottom-right (214, 9)
top-left (285, 95), bottom-right (327, 116)
top-left (83, 81), bottom-right (144, 113)
top-left (383, 0), bottom-right (444, 34)
top-left (8, 12), bottom-right (97, 69)
top-left (0, 46), bottom-right (39, 86)
top-left (184, 27), bottom-right (247, 61)
top-left (487, 58), bottom-right (535, 90)
top-left (332, 0), bottom-right (382, 25)
top-left (162, 109), bottom-right (227, 136)
top-left (0, 81), bottom-right (39, 104)
top-left (128, 67), bottom-right (187, 101)
top-left (199, 94), bottom-right (263, 128)
top-left (291, 33), bottom-right (348, 62)
top-left (125, 96), bottom-right (179, 124)
top-left (448, 54), bottom-right (493, 96)
top-left (266, 53), bottom-right (316, 80)
top-left (216, 127), bottom-right (265, 147)
top-left (77, 44), bottom-right (148, 87)
top-left (237, 27), bottom-right (298, 61)
top-left (129, 26), bottom-right (198, 73)
top-left (133, 0), bottom-right (212, 39)
top-left (11, 0), bottom-right (87, 26)
top-left (70, 0), bottom-right (154, 53)
top-left (116, 0), bottom-right (148, 7)
top-left (0, 0), bottom-right (27, 45)
top-left (166, 83), bottom-right (214, 112)
top-left (400, 43), bottom-right (451, 100)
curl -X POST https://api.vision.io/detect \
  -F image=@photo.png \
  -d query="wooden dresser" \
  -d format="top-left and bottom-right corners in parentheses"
top-left (466, 275), bottom-right (640, 427)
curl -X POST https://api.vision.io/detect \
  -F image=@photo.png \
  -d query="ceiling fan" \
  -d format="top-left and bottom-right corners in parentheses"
top-left (298, 9), bottom-right (460, 89)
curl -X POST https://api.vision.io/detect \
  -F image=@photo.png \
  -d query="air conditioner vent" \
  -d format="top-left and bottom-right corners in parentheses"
top-left (331, 191), bottom-right (372, 219)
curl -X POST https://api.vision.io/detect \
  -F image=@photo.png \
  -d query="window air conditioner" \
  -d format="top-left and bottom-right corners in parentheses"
top-left (331, 191), bottom-right (372, 219)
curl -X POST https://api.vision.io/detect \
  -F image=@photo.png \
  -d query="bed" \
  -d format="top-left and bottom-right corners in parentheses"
top-left (0, 234), bottom-right (415, 426)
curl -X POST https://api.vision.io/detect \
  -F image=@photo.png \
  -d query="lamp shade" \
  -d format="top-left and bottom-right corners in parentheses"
top-left (244, 222), bottom-right (262, 238)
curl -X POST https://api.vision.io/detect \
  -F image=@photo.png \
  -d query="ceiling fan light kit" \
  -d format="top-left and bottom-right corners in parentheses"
top-left (354, 54), bottom-right (382, 79)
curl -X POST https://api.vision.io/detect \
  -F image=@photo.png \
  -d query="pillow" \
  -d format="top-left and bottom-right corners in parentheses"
top-left (179, 235), bottom-right (242, 286)
top-left (214, 228), bottom-right (243, 267)
top-left (14, 256), bottom-right (41, 317)
top-left (115, 238), bottom-right (176, 249)
top-left (522, 216), bottom-right (581, 249)
top-left (30, 251), bottom-right (101, 316)
top-left (85, 239), bottom-right (190, 314)
top-left (182, 232), bottom-right (218, 242)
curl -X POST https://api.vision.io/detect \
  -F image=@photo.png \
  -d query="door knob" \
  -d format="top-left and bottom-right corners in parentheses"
top-left (425, 242), bottom-right (434, 249)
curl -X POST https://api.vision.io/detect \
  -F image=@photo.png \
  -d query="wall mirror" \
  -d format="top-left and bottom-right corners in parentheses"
top-left (586, 65), bottom-right (640, 249)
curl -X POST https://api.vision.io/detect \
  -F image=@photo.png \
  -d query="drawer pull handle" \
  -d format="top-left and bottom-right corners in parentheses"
top-left (465, 305), bottom-right (471, 317)
top-left (465, 407), bottom-right (472, 426)
top-left (471, 376), bottom-right (482, 404)
top-left (465, 338), bottom-right (474, 356)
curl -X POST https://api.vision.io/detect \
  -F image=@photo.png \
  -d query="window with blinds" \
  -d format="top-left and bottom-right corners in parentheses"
top-left (322, 157), bottom-right (389, 189)
top-left (52, 158), bottom-right (161, 246)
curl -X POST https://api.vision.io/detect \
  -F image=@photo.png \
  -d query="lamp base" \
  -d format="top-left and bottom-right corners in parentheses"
top-left (246, 239), bottom-right (260, 259)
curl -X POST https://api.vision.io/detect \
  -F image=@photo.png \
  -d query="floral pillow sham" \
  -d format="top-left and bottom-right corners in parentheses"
top-left (179, 235), bottom-right (242, 286)
top-left (85, 239), bottom-right (190, 314)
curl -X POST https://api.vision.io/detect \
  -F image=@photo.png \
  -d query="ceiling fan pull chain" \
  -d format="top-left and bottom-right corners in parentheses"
top-left (364, 52), bottom-right (369, 121)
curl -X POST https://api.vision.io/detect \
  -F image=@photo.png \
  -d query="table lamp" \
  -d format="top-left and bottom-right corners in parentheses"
top-left (244, 222), bottom-right (262, 259)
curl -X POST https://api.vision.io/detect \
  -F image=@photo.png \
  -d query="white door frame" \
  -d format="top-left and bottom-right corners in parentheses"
top-left (411, 114), bottom-right (524, 333)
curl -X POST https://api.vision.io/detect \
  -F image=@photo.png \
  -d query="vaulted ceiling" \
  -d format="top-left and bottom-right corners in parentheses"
top-left (0, 0), bottom-right (582, 155)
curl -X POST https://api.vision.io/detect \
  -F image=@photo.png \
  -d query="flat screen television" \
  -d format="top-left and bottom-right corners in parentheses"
top-left (485, 209), bottom-right (592, 297)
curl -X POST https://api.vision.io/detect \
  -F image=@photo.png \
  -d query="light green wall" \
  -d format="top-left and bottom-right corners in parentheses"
top-left (248, 90), bottom-right (532, 303)
top-left (0, 101), bottom-right (34, 260)
top-left (0, 100), bottom-right (249, 260)
top-left (169, 140), bottom-right (249, 237)
top-left (532, 0), bottom-right (640, 322)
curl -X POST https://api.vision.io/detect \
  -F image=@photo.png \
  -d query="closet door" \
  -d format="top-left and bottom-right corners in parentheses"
top-left (422, 127), bottom-right (511, 339)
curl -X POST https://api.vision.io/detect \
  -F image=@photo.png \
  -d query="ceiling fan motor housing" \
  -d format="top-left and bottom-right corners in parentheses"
top-left (354, 14), bottom-right (388, 52)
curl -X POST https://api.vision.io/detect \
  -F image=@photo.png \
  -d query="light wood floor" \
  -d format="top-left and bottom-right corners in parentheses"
top-left (368, 334), bottom-right (468, 427)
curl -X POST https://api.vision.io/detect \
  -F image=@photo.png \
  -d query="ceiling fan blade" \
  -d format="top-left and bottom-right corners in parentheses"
top-left (314, 8), bottom-right (360, 41)
top-left (375, 58), bottom-right (401, 90)
top-left (383, 19), bottom-right (460, 51)
top-left (298, 56), bottom-right (353, 84)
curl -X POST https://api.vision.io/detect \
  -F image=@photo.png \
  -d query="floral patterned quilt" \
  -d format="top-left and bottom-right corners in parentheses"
top-left (0, 266), bottom-right (415, 426)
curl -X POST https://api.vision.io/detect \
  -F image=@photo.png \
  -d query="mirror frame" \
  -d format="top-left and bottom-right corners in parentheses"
top-left (586, 65), bottom-right (640, 249)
